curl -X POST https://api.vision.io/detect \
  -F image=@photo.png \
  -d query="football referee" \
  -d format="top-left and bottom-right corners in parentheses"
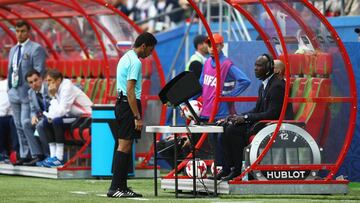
top-left (107, 32), bottom-right (157, 198)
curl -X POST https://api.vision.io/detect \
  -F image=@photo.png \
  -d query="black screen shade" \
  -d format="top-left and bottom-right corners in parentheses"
top-left (159, 71), bottom-right (202, 107)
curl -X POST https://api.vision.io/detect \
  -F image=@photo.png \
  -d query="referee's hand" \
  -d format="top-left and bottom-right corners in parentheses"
top-left (134, 119), bottom-right (143, 131)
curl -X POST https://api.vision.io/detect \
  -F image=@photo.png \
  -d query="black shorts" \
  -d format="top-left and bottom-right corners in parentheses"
top-left (114, 97), bottom-right (142, 140)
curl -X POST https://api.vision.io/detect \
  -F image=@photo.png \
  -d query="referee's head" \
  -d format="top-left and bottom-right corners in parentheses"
top-left (134, 32), bottom-right (157, 59)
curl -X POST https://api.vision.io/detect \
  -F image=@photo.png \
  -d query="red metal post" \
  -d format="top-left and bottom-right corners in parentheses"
top-left (0, 21), bottom-right (16, 43)
top-left (231, 0), bottom-right (291, 182)
top-left (24, 3), bottom-right (91, 59)
top-left (301, 0), bottom-right (357, 180)
top-left (0, 8), bottom-right (60, 59)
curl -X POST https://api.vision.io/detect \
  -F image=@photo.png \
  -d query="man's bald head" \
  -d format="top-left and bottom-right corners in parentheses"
top-left (274, 59), bottom-right (285, 79)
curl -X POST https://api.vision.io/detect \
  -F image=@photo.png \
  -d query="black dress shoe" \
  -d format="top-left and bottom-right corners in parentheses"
top-left (23, 157), bottom-right (42, 166)
top-left (222, 170), bottom-right (242, 181)
top-left (208, 169), bottom-right (231, 180)
top-left (13, 158), bottom-right (29, 166)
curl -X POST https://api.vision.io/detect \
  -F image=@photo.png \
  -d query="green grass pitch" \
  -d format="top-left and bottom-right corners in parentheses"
top-left (0, 175), bottom-right (359, 202)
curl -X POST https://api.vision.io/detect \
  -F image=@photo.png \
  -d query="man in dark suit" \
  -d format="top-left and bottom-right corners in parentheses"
top-left (216, 54), bottom-right (294, 181)
top-left (8, 21), bottom-right (46, 165)
top-left (26, 69), bottom-right (50, 164)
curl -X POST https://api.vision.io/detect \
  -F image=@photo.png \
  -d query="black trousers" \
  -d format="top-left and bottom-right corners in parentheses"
top-left (42, 117), bottom-right (75, 143)
top-left (221, 123), bottom-right (250, 171)
top-left (0, 116), bottom-right (19, 154)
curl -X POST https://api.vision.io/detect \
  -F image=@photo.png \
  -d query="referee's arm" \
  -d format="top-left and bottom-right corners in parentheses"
top-left (127, 79), bottom-right (143, 131)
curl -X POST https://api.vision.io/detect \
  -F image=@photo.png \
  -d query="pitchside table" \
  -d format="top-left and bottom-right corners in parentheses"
top-left (146, 125), bottom-right (223, 198)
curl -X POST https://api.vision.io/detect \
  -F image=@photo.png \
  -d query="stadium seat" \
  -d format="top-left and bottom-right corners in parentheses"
top-left (57, 60), bottom-right (67, 76)
top-left (279, 54), bottom-right (304, 76)
top-left (64, 129), bottom-right (73, 143)
top-left (108, 78), bottom-right (117, 104)
top-left (100, 59), bottom-right (106, 78)
top-left (291, 78), bottom-right (330, 141)
top-left (73, 60), bottom-right (83, 77)
top-left (63, 116), bottom-right (91, 170)
top-left (292, 78), bottom-right (311, 117)
top-left (90, 78), bottom-right (102, 102)
top-left (89, 59), bottom-right (101, 77)
top-left (69, 117), bottom-right (92, 143)
top-left (314, 52), bottom-right (333, 77)
top-left (46, 59), bottom-right (55, 69)
top-left (84, 78), bottom-right (98, 99)
top-left (81, 60), bottom-right (91, 78)
top-left (93, 79), bottom-right (107, 104)
top-left (81, 128), bottom-right (91, 142)
top-left (78, 117), bottom-right (92, 141)
top-left (47, 59), bottom-right (58, 70)
top-left (0, 60), bottom-right (8, 77)
top-left (105, 58), bottom-right (118, 78)
top-left (64, 60), bottom-right (74, 78)
top-left (302, 54), bottom-right (316, 77)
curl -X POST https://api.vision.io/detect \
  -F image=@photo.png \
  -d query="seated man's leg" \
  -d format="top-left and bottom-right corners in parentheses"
top-left (8, 116), bottom-right (19, 154)
top-left (222, 124), bottom-right (249, 181)
top-left (41, 117), bottom-right (67, 167)
top-left (208, 132), bottom-right (229, 180)
top-left (157, 138), bottom-right (176, 169)
top-left (211, 133), bottom-right (225, 166)
top-left (42, 116), bottom-right (80, 167)
top-left (0, 116), bottom-right (9, 159)
top-left (51, 117), bottom-right (68, 163)
top-left (221, 126), bottom-right (236, 173)
top-left (21, 103), bottom-right (43, 162)
top-left (41, 118), bottom-right (57, 166)
top-left (36, 119), bottom-right (50, 157)
top-left (2, 116), bottom-right (19, 163)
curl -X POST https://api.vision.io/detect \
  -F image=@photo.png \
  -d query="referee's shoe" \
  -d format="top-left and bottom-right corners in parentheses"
top-left (107, 188), bottom-right (143, 198)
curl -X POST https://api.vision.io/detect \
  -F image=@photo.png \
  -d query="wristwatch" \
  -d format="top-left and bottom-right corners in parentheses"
top-left (134, 115), bottom-right (141, 120)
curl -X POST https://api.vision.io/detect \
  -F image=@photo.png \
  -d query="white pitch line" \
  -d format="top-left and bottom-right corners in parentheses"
top-left (96, 194), bottom-right (107, 197)
top-left (69, 191), bottom-right (89, 195)
top-left (127, 198), bottom-right (150, 201)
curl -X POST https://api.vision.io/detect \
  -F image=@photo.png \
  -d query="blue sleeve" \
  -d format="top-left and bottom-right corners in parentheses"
top-left (191, 71), bottom-right (204, 99)
top-left (127, 60), bottom-right (141, 81)
top-left (191, 68), bottom-right (204, 100)
top-left (199, 69), bottom-right (204, 85)
top-left (225, 65), bottom-right (251, 96)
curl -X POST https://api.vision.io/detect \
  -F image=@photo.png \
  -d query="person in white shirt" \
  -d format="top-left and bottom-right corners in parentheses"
top-left (0, 76), bottom-right (19, 163)
top-left (39, 69), bottom-right (93, 167)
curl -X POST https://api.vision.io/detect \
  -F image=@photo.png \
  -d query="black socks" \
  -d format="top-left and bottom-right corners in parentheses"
top-left (109, 151), bottom-right (131, 191)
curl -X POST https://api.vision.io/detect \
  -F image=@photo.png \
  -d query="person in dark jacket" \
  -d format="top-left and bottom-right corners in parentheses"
top-left (216, 53), bottom-right (294, 181)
